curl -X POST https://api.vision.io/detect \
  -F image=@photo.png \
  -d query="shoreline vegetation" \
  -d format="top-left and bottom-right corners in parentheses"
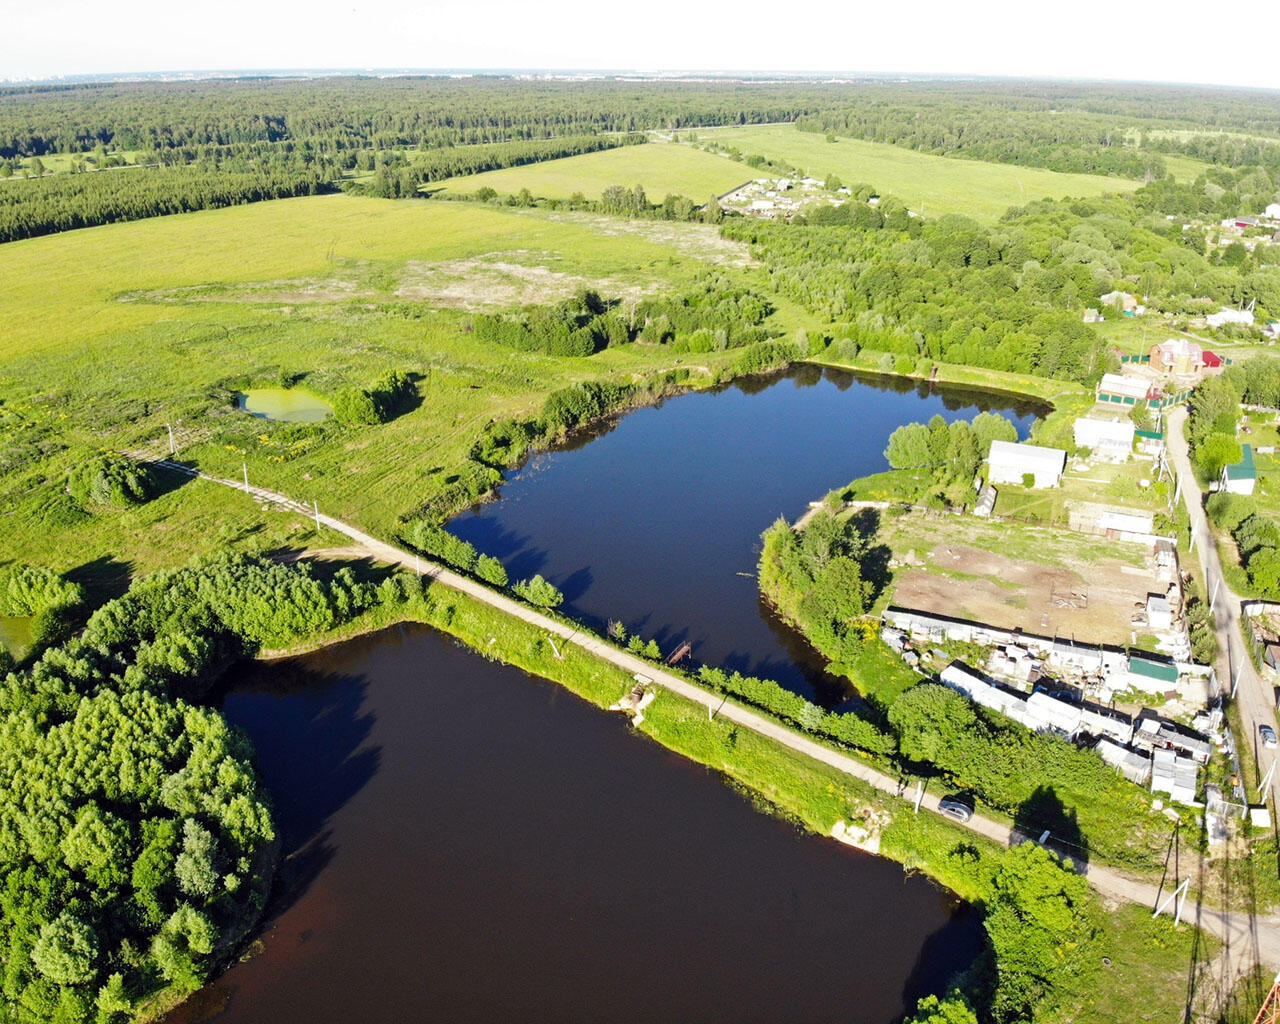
top-left (0, 351), bottom-right (1199, 1024)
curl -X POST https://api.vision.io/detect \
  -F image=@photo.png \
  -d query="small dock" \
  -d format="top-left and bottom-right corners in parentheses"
top-left (666, 641), bottom-right (693, 666)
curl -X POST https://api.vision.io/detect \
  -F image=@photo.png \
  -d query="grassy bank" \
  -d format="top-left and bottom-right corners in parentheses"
top-left (0, 194), bottom-right (780, 582)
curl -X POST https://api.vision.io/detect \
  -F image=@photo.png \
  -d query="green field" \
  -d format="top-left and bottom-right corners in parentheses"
top-left (694, 125), bottom-right (1141, 220)
top-left (2, 193), bottom-right (752, 357)
top-left (0, 194), bottom-right (774, 582)
top-left (434, 140), bottom-right (752, 201)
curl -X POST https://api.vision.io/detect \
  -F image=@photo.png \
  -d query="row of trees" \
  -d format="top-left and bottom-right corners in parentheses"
top-left (0, 165), bottom-right (334, 243)
top-left (885, 412), bottom-right (1019, 479)
top-left (1, 551), bottom-right (420, 1023)
top-left (359, 134), bottom-right (641, 199)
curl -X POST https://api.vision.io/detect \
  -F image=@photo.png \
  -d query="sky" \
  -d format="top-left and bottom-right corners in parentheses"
top-left (4, 0), bottom-right (1280, 90)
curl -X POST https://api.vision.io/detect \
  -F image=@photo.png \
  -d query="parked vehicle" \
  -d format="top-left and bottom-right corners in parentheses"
top-left (938, 795), bottom-right (974, 823)
top-left (1261, 724), bottom-right (1278, 749)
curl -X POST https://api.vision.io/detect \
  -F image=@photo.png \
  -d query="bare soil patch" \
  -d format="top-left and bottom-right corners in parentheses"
top-left (889, 536), bottom-right (1156, 645)
top-left (394, 251), bottom-right (653, 309)
top-left (536, 211), bottom-right (756, 267)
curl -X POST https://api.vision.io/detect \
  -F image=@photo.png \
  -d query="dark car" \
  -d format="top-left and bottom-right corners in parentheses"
top-left (938, 795), bottom-right (974, 823)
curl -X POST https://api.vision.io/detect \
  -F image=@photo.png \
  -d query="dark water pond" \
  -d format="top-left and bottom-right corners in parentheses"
top-left (450, 365), bottom-right (1042, 701)
top-left (181, 624), bottom-right (982, 1024)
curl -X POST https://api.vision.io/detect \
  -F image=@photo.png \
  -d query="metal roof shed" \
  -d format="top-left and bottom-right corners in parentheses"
top-left (1128, 655), bottom-right (1178, 685)
top-left (988, 440), bottom-right (1067, 488)
top-left (1097, 739), bottom-right (1151, 785)
top-left (1224, 444), bottom-right (1256, 496)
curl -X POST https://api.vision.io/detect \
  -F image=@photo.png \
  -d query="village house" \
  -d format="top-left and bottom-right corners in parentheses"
top-left (1097, 373), bottom-right (1151, 405)
top-left (988, 440), bottom-right (1066, 488)
top-left (1100, 290), bottom-right (1142, 314)
top-left (1207, 307), bottom-right (1255, 328)
top-left (1148, 338), bottom-right (1223, 379)
top-left (1223, 444), bottom-right (1257, 495)
top-left (1073, 412), bottom-right (1134, 461)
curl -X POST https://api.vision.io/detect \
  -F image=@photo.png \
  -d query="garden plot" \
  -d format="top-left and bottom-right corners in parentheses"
top-left (882, 513), bottom-right (1159, 645)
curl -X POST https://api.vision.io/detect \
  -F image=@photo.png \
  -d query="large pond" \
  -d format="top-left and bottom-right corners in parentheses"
top-left (180, 624), bottom-right (982, 1024)
top-left (451, 365), bottom-right (1043, 701)
top-left (235, 388), bottom-right (333, 422)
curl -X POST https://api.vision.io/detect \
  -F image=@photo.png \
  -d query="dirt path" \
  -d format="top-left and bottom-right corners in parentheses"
top-left (153, 457), bottom-right (1280, 969)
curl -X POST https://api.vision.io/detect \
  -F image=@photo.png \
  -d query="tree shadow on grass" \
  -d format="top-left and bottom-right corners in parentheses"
top-left (1013, 786), bottom-right (1088, 871)
top-left (65, 553), bottom-right (134, 606)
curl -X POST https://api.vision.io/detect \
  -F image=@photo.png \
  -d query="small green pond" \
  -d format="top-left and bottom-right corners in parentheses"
top-left (0, 616), bottom-right (33, 660)
top-left (235, 388), bottom-right (333, 423)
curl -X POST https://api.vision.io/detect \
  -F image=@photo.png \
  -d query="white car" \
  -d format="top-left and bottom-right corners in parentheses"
top-left (1261, 725), bottom-right (1278, 749)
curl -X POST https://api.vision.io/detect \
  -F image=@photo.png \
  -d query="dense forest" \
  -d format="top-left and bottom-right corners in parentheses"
top-left (0, 166), bottom-right (333, 242)
top-left (4, 76), bottom-right (1280, 241)
top-left (793, 80), bottom-right (1280, 178)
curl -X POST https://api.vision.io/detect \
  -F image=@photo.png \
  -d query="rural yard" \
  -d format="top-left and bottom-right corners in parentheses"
top-left (882, 512), bottom-right (1159, 645)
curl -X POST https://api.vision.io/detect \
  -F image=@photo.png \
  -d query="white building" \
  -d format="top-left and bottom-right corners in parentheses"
top-left (1207, 308), bottom-right (1255, 328)
top-left (988, 440), bottom-right (1066, 488)
top-left (1151, 748), bottom-right (1200, 805)
top-left (1266, 202), bottom-right (1280, 220)
top-left (1097, 739), bottom-right (1151, 785)
top-left (1073, 415), bottom-right (1134, 461)
top-left (1146, 594), bottom-right (1173, 631)
top-left (1097, 373), bottom-right (1150, 405)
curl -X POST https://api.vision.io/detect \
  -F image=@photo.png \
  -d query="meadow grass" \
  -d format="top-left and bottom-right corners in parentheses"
top-left (0, 195), bottom-right (769, 577)
top-left (0, 193), bottom-right (732, 357)
top-left (433, 140), bottom-right (752, 201)
top-left (694, 125), bottom-right (1140, 220)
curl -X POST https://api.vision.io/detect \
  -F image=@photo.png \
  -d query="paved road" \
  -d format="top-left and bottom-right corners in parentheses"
top-left (1164, 409), bottom-right (1280, 802)
top-left (154, 457), bottom-right (1280, 967)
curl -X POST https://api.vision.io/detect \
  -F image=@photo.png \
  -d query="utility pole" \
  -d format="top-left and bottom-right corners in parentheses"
top-left (313, 500), bottom-right (320, 531)
top-left (242, 461), bottom-right (249, 493)
top-left (1259, 761), bottom-right (1276, 801)
top-left (166, 422), bottom-right (175, 457)
top-left (1153, 878), bottom-right (1191, 926)
top-left (913, 780), bottom-right (925, 814)
top-left (1210, 576), bottom-right (1221, 612)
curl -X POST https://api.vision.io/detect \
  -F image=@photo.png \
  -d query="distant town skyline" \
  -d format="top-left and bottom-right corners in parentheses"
top-left (5, 0), bottom-right (1280, 91)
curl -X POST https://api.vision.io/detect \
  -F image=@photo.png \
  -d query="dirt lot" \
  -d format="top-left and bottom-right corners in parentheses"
top-left (395, 252), bottom-right (652, 309)
top-left (882, 513), bottom-right (1160, 645)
